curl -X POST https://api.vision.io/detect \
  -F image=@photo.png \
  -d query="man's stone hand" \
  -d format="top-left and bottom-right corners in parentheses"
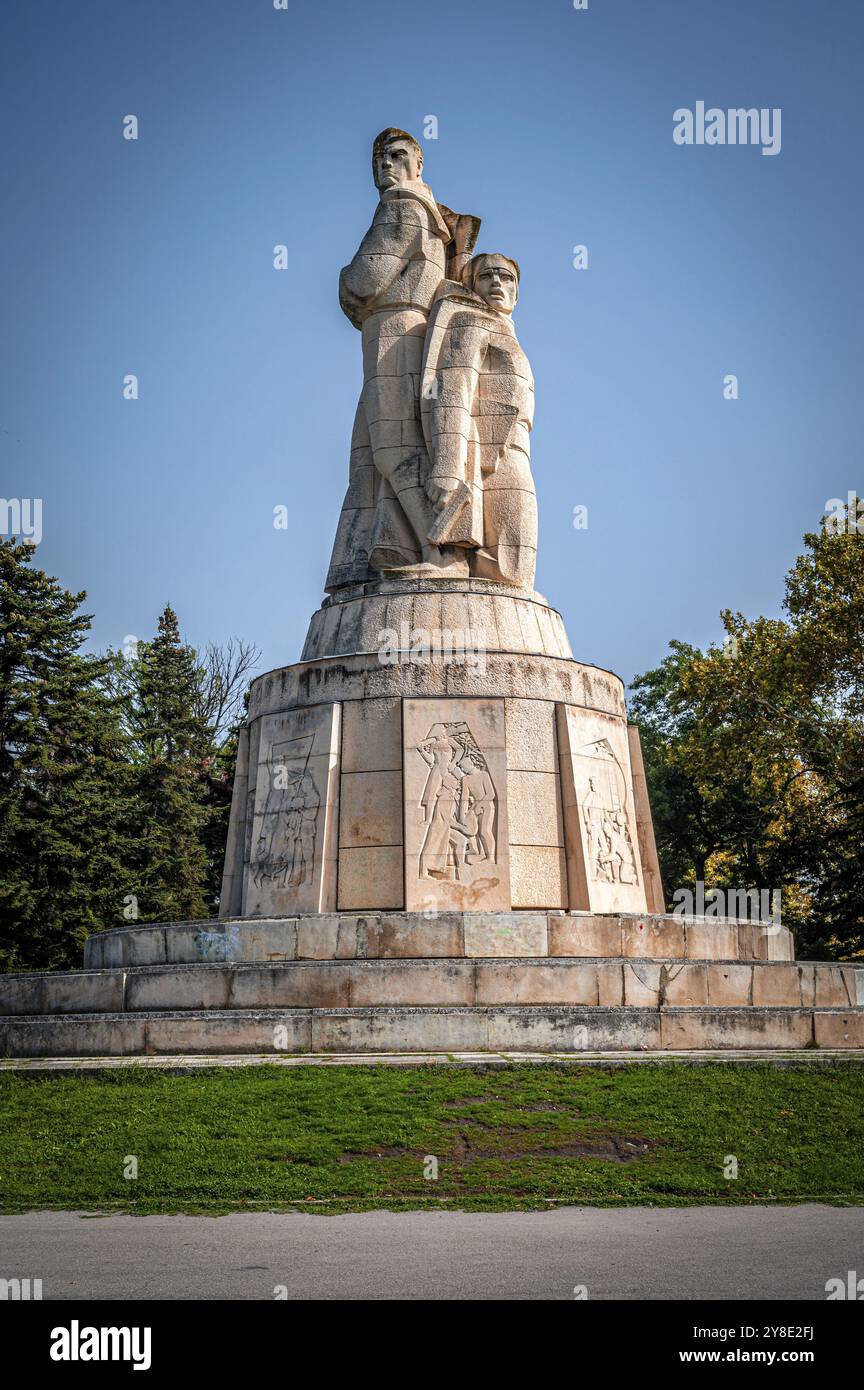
top-left (425, 476), bottom-right (460, 511)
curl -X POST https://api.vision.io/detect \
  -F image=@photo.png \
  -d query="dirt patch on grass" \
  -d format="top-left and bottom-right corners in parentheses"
top-left (339, 1132), bottom-right (655, 1165)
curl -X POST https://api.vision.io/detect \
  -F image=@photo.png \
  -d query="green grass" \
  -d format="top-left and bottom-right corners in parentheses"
top-left (1, 1064), bottom-right (862, 1214)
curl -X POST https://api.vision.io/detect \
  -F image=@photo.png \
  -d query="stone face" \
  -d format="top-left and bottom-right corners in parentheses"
top-left (402, 697), bottom-right (511, 911)
top-left (463, 913), bottom-right (547, 957)
top-left (627, 725), bottom-right (665, 914)
top-left (340, 698), bottom-right (402, 773)
top-left (218, 725), bottom-right (249, 918)
top-left (509, 846), bottom-right (568, 909)
top-left (505, 698), bottom-right (558, 772)
top-left (338, 770), bottom-right (402, 849)
top-left (242, 704), bottom-right (341, 918)
top-left (337, 846), bottom-right (404, 911)
top-left (557, 705), bottom-right (648, 915)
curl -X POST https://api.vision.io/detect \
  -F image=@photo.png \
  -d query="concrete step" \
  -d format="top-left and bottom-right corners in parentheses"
top-left (82, 911), bottom-right (796, 968)
top-left (1, 957), bottom-right (861, 1018)
top-left (1, 1005), bottom-right (862, 1057)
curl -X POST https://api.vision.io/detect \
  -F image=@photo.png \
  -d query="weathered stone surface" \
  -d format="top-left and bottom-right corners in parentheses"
top-left (548, 914), bottom-right (621, 957)
top-left (505, 698), bottom-right (558, 773)
top-left (557, 705), bottom-right (647, 915)
top-left (813, 1011), bottom-right (864, 1048)
top-left (340, 698), bottom-right (402, 773)
top-left (507, 771), bottom-right (563, 847)
top-left (219, 724), bottom-right (249, 918)
top-left (627, 725), bottom-right (665, 914)
top-left (0, 971), bottom-right (126, 1016)
top-left (463, 913), bottom-right (547, 957)
top-left (403, 697), bottom-right (510, 912)
top-left (243, 704), bottom-right (341, 918)
top-left (337, 846), bottom-right (404, 911)
top-left (706, 965), bottom-right (753, 1007)
top-left (509, 846), bottom-right (567, 909)
top-left (622, 916), bottom-right (685, 958)
top-left (247, 653), bottom-right (626, 722)
top-left (338, 769), bottom-right (402, 849)
top-left (685, 919), bottom-right (738, 960)
top-left (660, 1008), bottom-right (812, 1050)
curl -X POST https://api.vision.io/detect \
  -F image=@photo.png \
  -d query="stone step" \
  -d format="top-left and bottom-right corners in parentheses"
top-left (1, 957), bottom-right (861, 1017)
top-left (1, 1006), bottom-right (862, 1057)
top-left (82, 912), bottom-right (796, 968)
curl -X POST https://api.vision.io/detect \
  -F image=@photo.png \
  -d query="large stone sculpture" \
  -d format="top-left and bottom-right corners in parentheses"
top-left (421, 253), bottom-right (537, 589)
top-left (5, 126), bottom-right (860, 1061)
top-left (326, 128), bottom-right (480, 589)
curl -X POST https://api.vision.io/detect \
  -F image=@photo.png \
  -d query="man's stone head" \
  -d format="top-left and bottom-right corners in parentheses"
top-left (467, 253), bottom-right (520, 314)
top-left (372, 129), bottom-right (423, 191)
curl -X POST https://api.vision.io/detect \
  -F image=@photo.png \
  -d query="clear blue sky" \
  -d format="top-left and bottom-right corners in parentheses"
top-left (1, 0), bottom-right (860, 687)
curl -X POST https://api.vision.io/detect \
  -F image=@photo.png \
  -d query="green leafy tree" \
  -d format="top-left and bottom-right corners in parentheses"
top-left (630, 513), bottom-right (864, 959)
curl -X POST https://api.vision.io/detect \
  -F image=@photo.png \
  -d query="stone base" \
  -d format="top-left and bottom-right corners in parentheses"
top-left (219, 579), bottom-right (666, 920)
top-left (2, 1006), bottom-right (863, 1058)
top-left (1, 911), bottom-right (861, 1057)
top-left (81, 911), bottom-right (797, 968)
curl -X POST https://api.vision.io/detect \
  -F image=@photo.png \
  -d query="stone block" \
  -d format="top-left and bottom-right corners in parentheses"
top-left (660, 1008), bottom-right (811, 1050)
top-left (231, 964), bottom-right (351, 1009)
top-left (350, 961), bottom-right (472, 1007)
top-left (338, 769), bottom-right (403, 848)
top-left (403, 697), bottom-right (510, 912)
top-left (706, 964), bottom-right (753, 1006)
top-left (685, 919), bottom-right (738, 960)
top-left (504, 698), bottom-right (557, 772)
top-left (623, 962), bottom-right (662, 1006)
top-left (751, 964), bottom-right (802, 1007)
top-left (627, 724), bottom-right (665, 913)
top-left (337, 846), bottom-right (404, 911)
top-left (507, 770), bottom-right (563, 846)
top-left (556, 705), bottom-right (647, 914)
top-left (243, 703), bottom-right (341, 917)
top-left (126, 967), bottom-right (231, 1012)
top-left (814, 966), bottom-right (852, 1008)
top-left (548, 914), bottom-right (622, 957)
top-left (509, 846), bottom-right (567, 908)
top-left (622, 916), bottom-right (685, 958)
top-left (463, 912), bottom-right (547, 957)
top-left (474, 962), bottom-right (598, 1006)
top-left (662, 964), bottom-right (709, 1006)
top-left (813, 1011), bottom-right (864, 1048)
top-left (376, 913), bottom-right (464, 958)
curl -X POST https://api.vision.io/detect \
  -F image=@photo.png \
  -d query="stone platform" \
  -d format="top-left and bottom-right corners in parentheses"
top-left (220, 577), bottom-right (667, 922)
top-left (2, 911), bottom-right (862, 1057)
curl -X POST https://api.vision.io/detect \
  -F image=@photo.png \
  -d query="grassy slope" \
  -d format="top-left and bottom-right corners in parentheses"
top-left (0, 1063), bottom-right (862, 1214)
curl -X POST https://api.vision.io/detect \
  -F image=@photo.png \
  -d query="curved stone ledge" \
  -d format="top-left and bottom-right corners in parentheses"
top-left (2, 956), bottom-right (860, 1017)
top-left (83, 912), bottom-right (796, 969)
top-left (1, 1006), bottom-right (862, 1057)
top-left (248, 652), bottom-right (626, 720)
top-left (301, 580), bottom-right (573, 662)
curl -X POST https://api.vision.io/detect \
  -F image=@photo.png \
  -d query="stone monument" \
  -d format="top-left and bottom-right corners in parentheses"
top-left (2, 129), bottom-right (862, 1057)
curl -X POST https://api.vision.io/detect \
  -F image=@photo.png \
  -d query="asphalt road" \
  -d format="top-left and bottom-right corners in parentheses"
top-left (1, 1204), bottom-right (861, 1300)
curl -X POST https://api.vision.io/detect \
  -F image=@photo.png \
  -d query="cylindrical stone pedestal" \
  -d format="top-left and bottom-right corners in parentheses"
top-left (219, 578), bottom-right (664, 923)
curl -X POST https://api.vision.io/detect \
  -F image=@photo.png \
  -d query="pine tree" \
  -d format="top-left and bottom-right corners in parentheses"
top-left (130, 605), bottom-right (213, 922)
top-left (0, 538), bottom-right (136, 970)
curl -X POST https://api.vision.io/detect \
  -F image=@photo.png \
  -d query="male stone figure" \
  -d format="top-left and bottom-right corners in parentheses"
top-left (325, 129), bottom-right (480, 590)
top-left (420, 253), bottom-right (537, 589)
